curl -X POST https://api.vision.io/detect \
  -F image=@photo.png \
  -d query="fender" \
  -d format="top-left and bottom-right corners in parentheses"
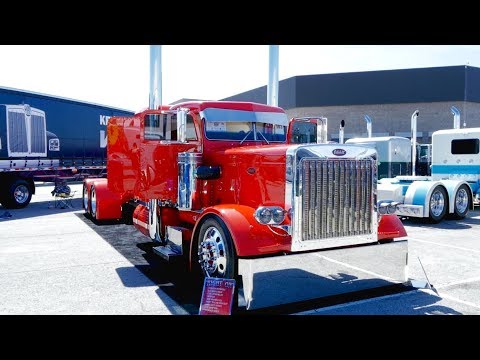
top-left (91, 179), bottom-right (122, 220)
top-left (404, 180), bottom-right (446, 217)
top-left (190, 204), bottom-right (291, 260)
top-left (439, 179), bottom-right (474, 212)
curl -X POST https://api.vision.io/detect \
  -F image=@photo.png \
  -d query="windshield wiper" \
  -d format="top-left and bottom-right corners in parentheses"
top-left (239, 130), bottom-right (253, 145)
top-left (256, 131), bottom-right (270, 144)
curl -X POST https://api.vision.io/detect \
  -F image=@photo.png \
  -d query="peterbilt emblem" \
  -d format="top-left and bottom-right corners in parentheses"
top-left (332, 149), bottom-right (347, 156)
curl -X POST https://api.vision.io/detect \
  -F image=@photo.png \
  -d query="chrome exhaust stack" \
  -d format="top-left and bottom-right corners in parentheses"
top-left (267, 45), bottom-right (279, 107)
top-left (149, 45), bottom-right (162, 110)
top-left (364, 115), bottom-right (372, 138)
top-left (451, 105), bottom-right (460, 129)
top-left (410, 110), bottom-right (419, 176)
top-left (339, 120), bottom-right (345, 144)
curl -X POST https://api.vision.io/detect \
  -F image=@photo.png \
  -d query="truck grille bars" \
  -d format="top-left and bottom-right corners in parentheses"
top-left (299, 158), bottom-right (373, 240)
top-left (288, 144), bottom-right (377, 250)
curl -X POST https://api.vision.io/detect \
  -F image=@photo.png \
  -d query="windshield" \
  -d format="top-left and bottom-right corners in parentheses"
top-left (200, 107), bottom-right (288, 142)
top-left (205, 121), bottom-right (286, 142)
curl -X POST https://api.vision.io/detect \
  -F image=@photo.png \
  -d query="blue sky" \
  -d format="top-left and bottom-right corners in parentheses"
top-left (0, 45), bottom-right (478, 112)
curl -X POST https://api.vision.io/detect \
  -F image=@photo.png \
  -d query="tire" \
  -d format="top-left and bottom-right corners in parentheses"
top-left (194, 217), bottom-right (237, 280)
top-left (2, 179), bottom-right (33, 209)
top-left (89, 185), bottom-right (97, 220)
top-left (429, 185), bottom-right (448, 223)
top-left (451, 184), bottom-right (470, 219)
top-left (82, 183), bottom-right (89, 212)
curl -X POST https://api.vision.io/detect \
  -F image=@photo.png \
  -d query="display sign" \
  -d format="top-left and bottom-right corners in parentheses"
top-left (198, 278), bottom-right (236, 315)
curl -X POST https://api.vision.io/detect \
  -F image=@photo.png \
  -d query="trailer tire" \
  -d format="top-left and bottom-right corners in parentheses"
top-left (2, 179), bottom-right (33, 209)
top-left (82, 183), bottom-right (89, 213)
top-left (429, 185), bottom-right (448, 223)
top-left (451, 184), bottom-right (470, 219)
top-left (194, 217), bottom-right (237, 281)
top-left (90, 185), bottom-right (97, 220)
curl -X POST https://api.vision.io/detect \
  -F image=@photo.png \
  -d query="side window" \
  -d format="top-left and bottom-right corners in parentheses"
top-left (451, 138), bottom-right (479, 154)
top-left (144, 113), bottom-right (177, 141)
top-left (186, 114), bottom-right (197, 140)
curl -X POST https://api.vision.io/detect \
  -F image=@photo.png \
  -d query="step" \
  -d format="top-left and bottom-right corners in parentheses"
top-left (152, 244), bottom-right (182, 261)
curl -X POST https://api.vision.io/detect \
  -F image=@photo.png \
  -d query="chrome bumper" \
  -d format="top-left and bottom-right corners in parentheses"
top-left (237, 239), bottom-right (408, 310)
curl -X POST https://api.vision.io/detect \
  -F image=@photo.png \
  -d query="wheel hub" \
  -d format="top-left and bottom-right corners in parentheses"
top-left (14, 185), bottom-right (29, 204)
top-left (198, 226), bottom-right (227, 277)
top-left (430, 190), bottom-right (445, 217)
top-left (456, 188), bottom-right (468, 214)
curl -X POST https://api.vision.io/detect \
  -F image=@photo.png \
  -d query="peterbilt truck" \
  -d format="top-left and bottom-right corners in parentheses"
top-left (0, 86), bottom-right (134, 208)
top-left (83, 100), bottom-right (409, 310)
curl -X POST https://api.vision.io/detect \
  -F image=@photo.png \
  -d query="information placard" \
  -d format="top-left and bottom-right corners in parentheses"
top-left (198, 278), bottom-right (236, 315)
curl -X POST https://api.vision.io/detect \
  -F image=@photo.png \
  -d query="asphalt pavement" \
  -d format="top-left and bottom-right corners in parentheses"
top-left (1, 182), bottom-right (480, 315)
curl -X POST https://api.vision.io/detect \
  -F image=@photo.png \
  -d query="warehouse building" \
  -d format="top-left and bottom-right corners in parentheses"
top-left (221, 65), bottom-right (480, 143)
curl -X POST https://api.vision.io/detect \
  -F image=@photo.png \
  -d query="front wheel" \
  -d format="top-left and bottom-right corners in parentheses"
top-left (195, 217), bottom-right (237, 279)
top-left (451, 184), bottom-right (470, 219)
top-left (429, 185), bottom-right (447, 223)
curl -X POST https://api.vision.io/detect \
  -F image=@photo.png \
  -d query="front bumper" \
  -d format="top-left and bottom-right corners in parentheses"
top-left (237, 239), bottom-right (408, 310)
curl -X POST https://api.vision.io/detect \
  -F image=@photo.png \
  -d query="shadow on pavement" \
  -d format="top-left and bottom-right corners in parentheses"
top-left (76, 212), bottom-right (466, 315)
top-left (0, 198), bottom-right (83, 221)
top-left (401, 211), bottom-right (480, 229)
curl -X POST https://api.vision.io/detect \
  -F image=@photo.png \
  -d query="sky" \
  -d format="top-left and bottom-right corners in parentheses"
top-left (1, 45), bottom-right (480, 113)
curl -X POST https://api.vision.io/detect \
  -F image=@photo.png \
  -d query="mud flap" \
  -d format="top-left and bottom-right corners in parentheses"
top-left (237, 240), bottom-right (408, 310)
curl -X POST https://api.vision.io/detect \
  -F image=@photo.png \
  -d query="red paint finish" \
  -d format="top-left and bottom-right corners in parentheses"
top-left (191, 205), bottom-right (291, 257)
top-left (133, 204), bottom-right (150, 237)
top-left (171, 101), bottom-right (285, 113)
top-left (91, 180), bottom-right (123, 220)
top-left (377, 214), bottom-right (408, 241)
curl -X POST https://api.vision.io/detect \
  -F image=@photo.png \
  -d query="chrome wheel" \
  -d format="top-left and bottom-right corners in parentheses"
top-left (90, 186), bottom-right (97, 218)
top-left (429, 186), bottom-right (447, 223)
top-left (14, 184), bottom-right (29, 204)
top-left (451, 184), bottom-right (470, 219)
top-left (198, 226), bottom-right (228, 277)
top-left (82, 184), bottom-right (88, 210)
top-left (455, 188), bottom-right (469, 215)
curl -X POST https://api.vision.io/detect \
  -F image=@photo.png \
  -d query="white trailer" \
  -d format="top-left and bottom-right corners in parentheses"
top-left (377, 109), bottom-right (474, 223)
top-left (346, 136), bottom-right (412, 179)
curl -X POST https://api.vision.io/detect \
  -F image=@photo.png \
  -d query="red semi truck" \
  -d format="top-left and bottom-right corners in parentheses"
top-left (83, 100), bottom-right (409, 310)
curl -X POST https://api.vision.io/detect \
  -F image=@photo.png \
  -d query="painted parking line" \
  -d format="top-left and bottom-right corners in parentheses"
top-left (438, 293), bottom-right (480, 310)
top-left (408, 237), bottom-right (480, 253)
top-left (436, 276), bottom-right (480, 290)
top-left (314, 254), bottom-right (395, 281)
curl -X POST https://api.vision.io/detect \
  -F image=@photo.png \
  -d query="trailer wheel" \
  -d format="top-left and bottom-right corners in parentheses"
top-left (2, 179), bottom-right (33, 209)
top-left (90, 185), bottom-right (97, 220)
top-left (195, 217), bottom-right (237, 280)
top-left (429, 185), bottom-right (447, 223)
top-left (82, 183), bottom-right (89, 212)
top-left (451, 184), bottom-right (470, 219)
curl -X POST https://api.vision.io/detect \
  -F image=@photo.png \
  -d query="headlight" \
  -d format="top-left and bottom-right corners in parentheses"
top-left (255, 207), bottom-right (272, 224)
top-left (387, 203), bottom-right (397, 214)
top-left (272, 207), bottom-right (286, 223)
top-left (255, 206), bottom-right (286, 225)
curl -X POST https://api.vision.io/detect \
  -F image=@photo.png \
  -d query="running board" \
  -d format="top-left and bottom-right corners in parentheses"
top-left (153, 244), bottom-right (182, 261)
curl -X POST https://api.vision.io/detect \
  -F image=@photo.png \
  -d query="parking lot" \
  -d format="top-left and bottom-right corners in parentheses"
top-left (1, 182), bottom-right (480, 315)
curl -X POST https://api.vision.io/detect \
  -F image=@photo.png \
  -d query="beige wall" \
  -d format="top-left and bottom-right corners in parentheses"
top-left (285, 101), bottom-right (480, 143)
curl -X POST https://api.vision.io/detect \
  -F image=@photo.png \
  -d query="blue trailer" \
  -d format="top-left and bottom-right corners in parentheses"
top-left (0, 86), bottom-right (134, 208)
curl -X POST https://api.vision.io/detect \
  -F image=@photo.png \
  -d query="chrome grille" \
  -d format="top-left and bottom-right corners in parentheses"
top-left (30, 114), bottom-right (46, 153)
top-left (7, 111), bottom-right (28, 153)
top-left (299, 158), bottom-right (373, 241)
